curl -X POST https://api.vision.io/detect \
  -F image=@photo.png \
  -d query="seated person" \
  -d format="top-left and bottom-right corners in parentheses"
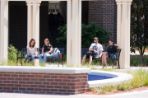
top-left (26, 38), bottom-right (38, 61)
top-left (107, 39), bottom-right (118, 61)
top-left (41, 38), bottom-right (60, 62)
top-left (82, 37), bottom-right (106, 65)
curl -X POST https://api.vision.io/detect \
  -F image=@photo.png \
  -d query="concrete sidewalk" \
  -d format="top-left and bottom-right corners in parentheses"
top-left (0, 90), bottom-right (148, 98)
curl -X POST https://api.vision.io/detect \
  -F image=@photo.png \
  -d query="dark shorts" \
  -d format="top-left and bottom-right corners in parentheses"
top-left (86, 51), bottom-right (97, 59)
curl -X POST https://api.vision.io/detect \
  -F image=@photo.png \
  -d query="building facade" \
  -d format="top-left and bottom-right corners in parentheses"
top-left (0, 0), bottom-right (133, 68)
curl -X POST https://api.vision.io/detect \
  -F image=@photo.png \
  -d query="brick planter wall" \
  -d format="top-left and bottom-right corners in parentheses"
top-left (0, 67), bottom-right (88, 95)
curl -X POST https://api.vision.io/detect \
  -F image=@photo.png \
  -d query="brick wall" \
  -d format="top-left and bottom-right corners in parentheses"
top-left (0, 72), bottom-right (88, 94)
top-left (88, 0), bottom-right (117, 42)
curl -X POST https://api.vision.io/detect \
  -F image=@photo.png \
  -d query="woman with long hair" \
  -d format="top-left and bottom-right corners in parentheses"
top-left (26, 38), bottom-right (38, 61)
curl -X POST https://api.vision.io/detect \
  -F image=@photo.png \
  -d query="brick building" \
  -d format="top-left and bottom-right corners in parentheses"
top-left (88, 0), bottom-right (117, 41)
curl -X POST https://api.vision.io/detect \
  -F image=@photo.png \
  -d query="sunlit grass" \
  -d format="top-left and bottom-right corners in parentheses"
top-left (90, 70), bottom-right (148, 94)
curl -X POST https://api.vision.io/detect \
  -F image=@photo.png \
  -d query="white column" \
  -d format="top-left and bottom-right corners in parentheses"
top-left (27, 3), bottom-right (33, 44)
top-left (69, 0), bottom-right (81, 66)
top-left (116, 0), bottom-right (132, 68)
top-left (32, 2), bottom-right (40, 48)
top-left (67, 0), bottom-right (72, 65)
top-left (116, 2), bottom-right (121, 46)
top-left (0, 0), bottom-right (8, 63)
top-left (26, 0), bottom-right (41, 48)
top-left (67, 0), bottom-right (82, 66)
top-left (77, 0), bottom-right (82, 66)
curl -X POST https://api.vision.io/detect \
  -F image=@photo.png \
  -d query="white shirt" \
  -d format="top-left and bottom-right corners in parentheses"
top-left (27, 46), bottom-right (37, 56)
top-left (89, 43), bottom-right (103, 58)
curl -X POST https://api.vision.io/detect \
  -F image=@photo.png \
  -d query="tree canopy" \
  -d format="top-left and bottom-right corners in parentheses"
top-left (131, 0), bottom-right (148, 56)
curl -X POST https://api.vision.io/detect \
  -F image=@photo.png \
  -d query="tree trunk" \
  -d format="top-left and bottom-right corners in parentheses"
top-left (140, 54), bottom-right (145, 66)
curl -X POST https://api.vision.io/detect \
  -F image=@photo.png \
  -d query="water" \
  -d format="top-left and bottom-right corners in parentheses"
top-left (88, 72), bottom-right (117, 81)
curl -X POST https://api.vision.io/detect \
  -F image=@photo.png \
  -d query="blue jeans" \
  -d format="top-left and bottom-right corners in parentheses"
top-left (39, 53), bottom-right (60, 62)
top-left (25, 55), bottom-right (39, 61)
top-left (109, 53), bottom-right (117, 61)
top-left (39, 54), bottom-right (46, 63)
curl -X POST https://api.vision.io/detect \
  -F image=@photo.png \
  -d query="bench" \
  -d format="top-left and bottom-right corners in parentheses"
top-left (82, 48), bottom-right (121, 68)
top-left (16, 48), bottom-right (64, 65)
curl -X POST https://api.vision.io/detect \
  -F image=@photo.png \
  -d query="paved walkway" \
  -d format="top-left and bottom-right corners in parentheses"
top-left (0, 90), bottom-right (148, 98)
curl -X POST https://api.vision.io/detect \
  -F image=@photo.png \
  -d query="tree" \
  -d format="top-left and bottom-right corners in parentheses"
top-left (82, 24), bottom-right (109, 47)
top-left (57, 23), bottom-right (109, 48)
top-left (131, 0), bottom-right (148, 65)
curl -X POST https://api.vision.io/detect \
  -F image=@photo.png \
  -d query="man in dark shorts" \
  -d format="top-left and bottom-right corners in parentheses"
top-left (82, 37), bottom-right (104, 65)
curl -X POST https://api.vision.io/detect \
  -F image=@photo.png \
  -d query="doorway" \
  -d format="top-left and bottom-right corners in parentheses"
top-left (9, 1), bottom-right (27, 50)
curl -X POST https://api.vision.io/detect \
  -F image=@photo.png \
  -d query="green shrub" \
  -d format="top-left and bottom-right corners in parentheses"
top-left (8, 45), bottom-right (18, 62)
top-left (130, 57), bottom-right (140, 66)
top-left (144, 56), bottom-right (148, 65)
top-left (57, 23), bottom-right (110, 48)
top-left (130, 55), bottom-right (148, 66)
top-left (56, 25), bottom-right (67, 47)
top-left (82, 24), bottom-right (109, 47)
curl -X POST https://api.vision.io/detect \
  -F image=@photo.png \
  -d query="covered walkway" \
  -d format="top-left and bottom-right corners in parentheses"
top-left (0, 0), bottom-right (133, 68)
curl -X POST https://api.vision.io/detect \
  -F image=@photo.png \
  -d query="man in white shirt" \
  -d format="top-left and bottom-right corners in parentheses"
top-left (82, 37), bottom-right (105, 65)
